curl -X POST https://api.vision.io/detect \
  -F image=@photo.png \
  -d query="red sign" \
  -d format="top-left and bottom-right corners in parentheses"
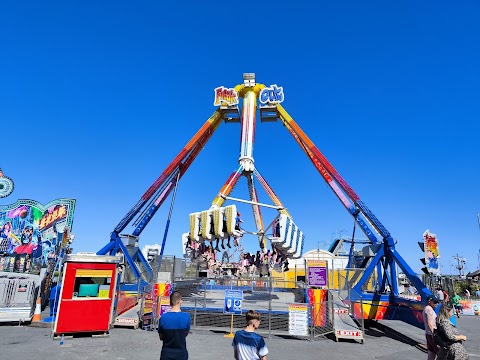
top-left (334, 308), bottom-right (348, 315)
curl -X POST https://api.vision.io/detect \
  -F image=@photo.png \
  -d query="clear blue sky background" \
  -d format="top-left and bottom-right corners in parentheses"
top-left (1, 1), bottom-right (479, 275)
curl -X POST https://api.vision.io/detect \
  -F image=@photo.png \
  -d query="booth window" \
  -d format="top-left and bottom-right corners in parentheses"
top-left (73, 270), bottom-right (112, 298)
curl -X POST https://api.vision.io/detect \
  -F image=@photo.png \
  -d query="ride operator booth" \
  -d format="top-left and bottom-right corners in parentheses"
top-left (53, 254), bottom-right (123, 336)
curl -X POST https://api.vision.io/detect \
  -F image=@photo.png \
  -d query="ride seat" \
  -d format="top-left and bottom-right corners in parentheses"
top-left (189, 212), bottom-right (201, 241)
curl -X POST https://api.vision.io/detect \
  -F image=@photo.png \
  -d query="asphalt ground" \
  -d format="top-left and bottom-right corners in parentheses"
top-left (1, 315), bottom-right (479, 360)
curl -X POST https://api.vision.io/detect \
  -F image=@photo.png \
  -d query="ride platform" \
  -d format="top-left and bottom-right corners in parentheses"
top-left (330, 290), bottom-right (363, 343)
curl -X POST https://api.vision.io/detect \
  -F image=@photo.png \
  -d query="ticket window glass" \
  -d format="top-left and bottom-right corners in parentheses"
top-left (72, 270), bottom-right (112, 299)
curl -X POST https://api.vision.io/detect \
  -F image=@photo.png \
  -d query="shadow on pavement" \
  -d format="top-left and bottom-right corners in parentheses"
top-left (364, 320), bottom-right (420, 347)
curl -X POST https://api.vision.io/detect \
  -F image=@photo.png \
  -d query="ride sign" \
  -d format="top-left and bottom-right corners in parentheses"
top-left (259, 85), bottom-right (284, 105)
top-left (288, 303), bottom-right (309, 336)
top-left (307, 260), bottom-right (328, 287)
top-left (214, 86), bottom-right (239, 106)
top-left (224, 290), bottom-right (243, 315)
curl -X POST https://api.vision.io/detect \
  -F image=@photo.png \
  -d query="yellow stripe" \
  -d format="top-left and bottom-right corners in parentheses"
top-left (76, 269), bottom-right (112, 278)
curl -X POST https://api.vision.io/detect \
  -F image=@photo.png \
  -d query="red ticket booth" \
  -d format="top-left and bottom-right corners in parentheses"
top-left (53, 254), bottom-right (123, 335)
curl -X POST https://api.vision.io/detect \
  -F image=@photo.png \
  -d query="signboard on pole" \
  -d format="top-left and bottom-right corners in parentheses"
top-left (224, 290), bottom-right (243, 315)
top-left (159, 296), bottom-right (171, 316)
top-left (307, 260), bottom-right (328, 287)
top-left (288, 303), bottom-right (309, 336)
top-left (423, 230), bottom-right (440, 275)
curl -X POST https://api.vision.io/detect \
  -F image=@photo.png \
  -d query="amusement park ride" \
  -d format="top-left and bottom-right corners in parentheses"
top-left (98, 73), bottom-right (432, 328)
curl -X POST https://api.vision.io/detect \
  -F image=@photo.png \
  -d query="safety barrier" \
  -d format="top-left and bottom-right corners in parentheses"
top-left (141, 277), bottom-right (338, 339)
top-left (0, 273), bottom-right (40, 323)
top-left (139, 258), bottom-right (371, 340)
top-left (310, 297), bottom-right (335, 340)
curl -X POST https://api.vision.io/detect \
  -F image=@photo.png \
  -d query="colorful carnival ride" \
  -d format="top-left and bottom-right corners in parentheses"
top-left (98, 73), bottom-right (432, 328)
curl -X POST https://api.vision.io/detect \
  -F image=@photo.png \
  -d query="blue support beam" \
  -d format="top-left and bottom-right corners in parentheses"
top-left (352, 246), bottom-right (385, 295)
top-left (97, 240), bottom-right (115, 255)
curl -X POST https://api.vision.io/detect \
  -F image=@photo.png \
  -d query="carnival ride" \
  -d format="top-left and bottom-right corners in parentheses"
top-left (98, 73), bottom-right (432, 328)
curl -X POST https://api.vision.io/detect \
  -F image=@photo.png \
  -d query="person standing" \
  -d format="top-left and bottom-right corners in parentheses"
top-left (436, 303), bottom-right (469, 360)
top-left (408, 284), bottom-right (416, 295)
top-left (233, 310), bottom-right (268, 360)
top-left (436, 287), bottom-right (445, 303)
top-left (452, 292), bottom-right (462, 318)
top-left (158, 291), bottom-right (191, 360)
top-left (423, 295), bottom-right (439, 360)
top-left (442, 289), bottom-right (450, 303)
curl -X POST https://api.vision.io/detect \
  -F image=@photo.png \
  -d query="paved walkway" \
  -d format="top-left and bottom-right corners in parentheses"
top-left (1, 316), bottom-right (478, 359)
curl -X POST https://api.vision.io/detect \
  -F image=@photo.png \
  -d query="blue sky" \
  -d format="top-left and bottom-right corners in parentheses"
top-left (1, 1), bottom-right (479, 274)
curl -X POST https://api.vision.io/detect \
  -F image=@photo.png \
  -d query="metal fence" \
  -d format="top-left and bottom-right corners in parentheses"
top-left (310, 294), bottom-right (335, 339)
top-left (138, 255), bottom-right (369, 340)
top-left (0, 275), bottom-right (38, 308)
top-left (177, 278), bottom-right (299, 336)
top-left (0, 274), bottom-right (39, 322)
top-left (140, 277), bottom-right (336, 340)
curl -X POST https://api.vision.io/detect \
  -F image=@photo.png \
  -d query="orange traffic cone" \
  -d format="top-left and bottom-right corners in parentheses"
top-left (32, 296), bottom-right (42, 322)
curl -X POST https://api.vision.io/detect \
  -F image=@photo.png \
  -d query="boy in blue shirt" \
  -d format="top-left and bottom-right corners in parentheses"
top-left (158, 291), bottom-right (190, 360)
top-left (233, 310), bottom-right (268, 360)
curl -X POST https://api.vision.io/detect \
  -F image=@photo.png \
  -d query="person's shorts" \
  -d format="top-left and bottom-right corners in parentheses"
top-left (426, 334), bottom-right (438, 354)
top-left (454, 305), bottom-right (462, 310)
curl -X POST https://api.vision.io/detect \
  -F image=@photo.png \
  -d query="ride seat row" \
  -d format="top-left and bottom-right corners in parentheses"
top-left (189, 205), bottom-right (242, 242)
top-left (270, 214), bottom-right (304, 259)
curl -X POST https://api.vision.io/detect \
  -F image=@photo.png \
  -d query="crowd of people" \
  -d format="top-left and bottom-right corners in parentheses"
top-left (184, 213), bottom-right (290, 278)
top-left (237, 249), bottom-right (289, 277)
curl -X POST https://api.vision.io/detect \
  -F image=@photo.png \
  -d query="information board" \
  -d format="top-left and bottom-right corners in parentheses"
top-left (288, 303), bottom-right (309, 336)
top-left (224, 290), bottom-right (243, 315)
top-left (307, 260), bottom-right (328, 287)
top-left (159, 296), bottom-right (171, 316)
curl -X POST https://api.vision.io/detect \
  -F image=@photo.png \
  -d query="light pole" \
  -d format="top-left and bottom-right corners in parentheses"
top-left (477, 212), bottom-right (480, 268)
top-left (453, 254), bottom-right (466, 278)
top-left (331, 229), bottom-right (348, 240)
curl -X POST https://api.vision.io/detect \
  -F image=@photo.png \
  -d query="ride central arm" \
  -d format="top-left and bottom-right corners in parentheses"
top-left (211, 166), bottom-right (243, 208)
top-left (112, 110), bottom-right (224, 238)
top-left (276, 104), bottom-right (382, 245)
top-left (238, 88), bottom-right (258, 172)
